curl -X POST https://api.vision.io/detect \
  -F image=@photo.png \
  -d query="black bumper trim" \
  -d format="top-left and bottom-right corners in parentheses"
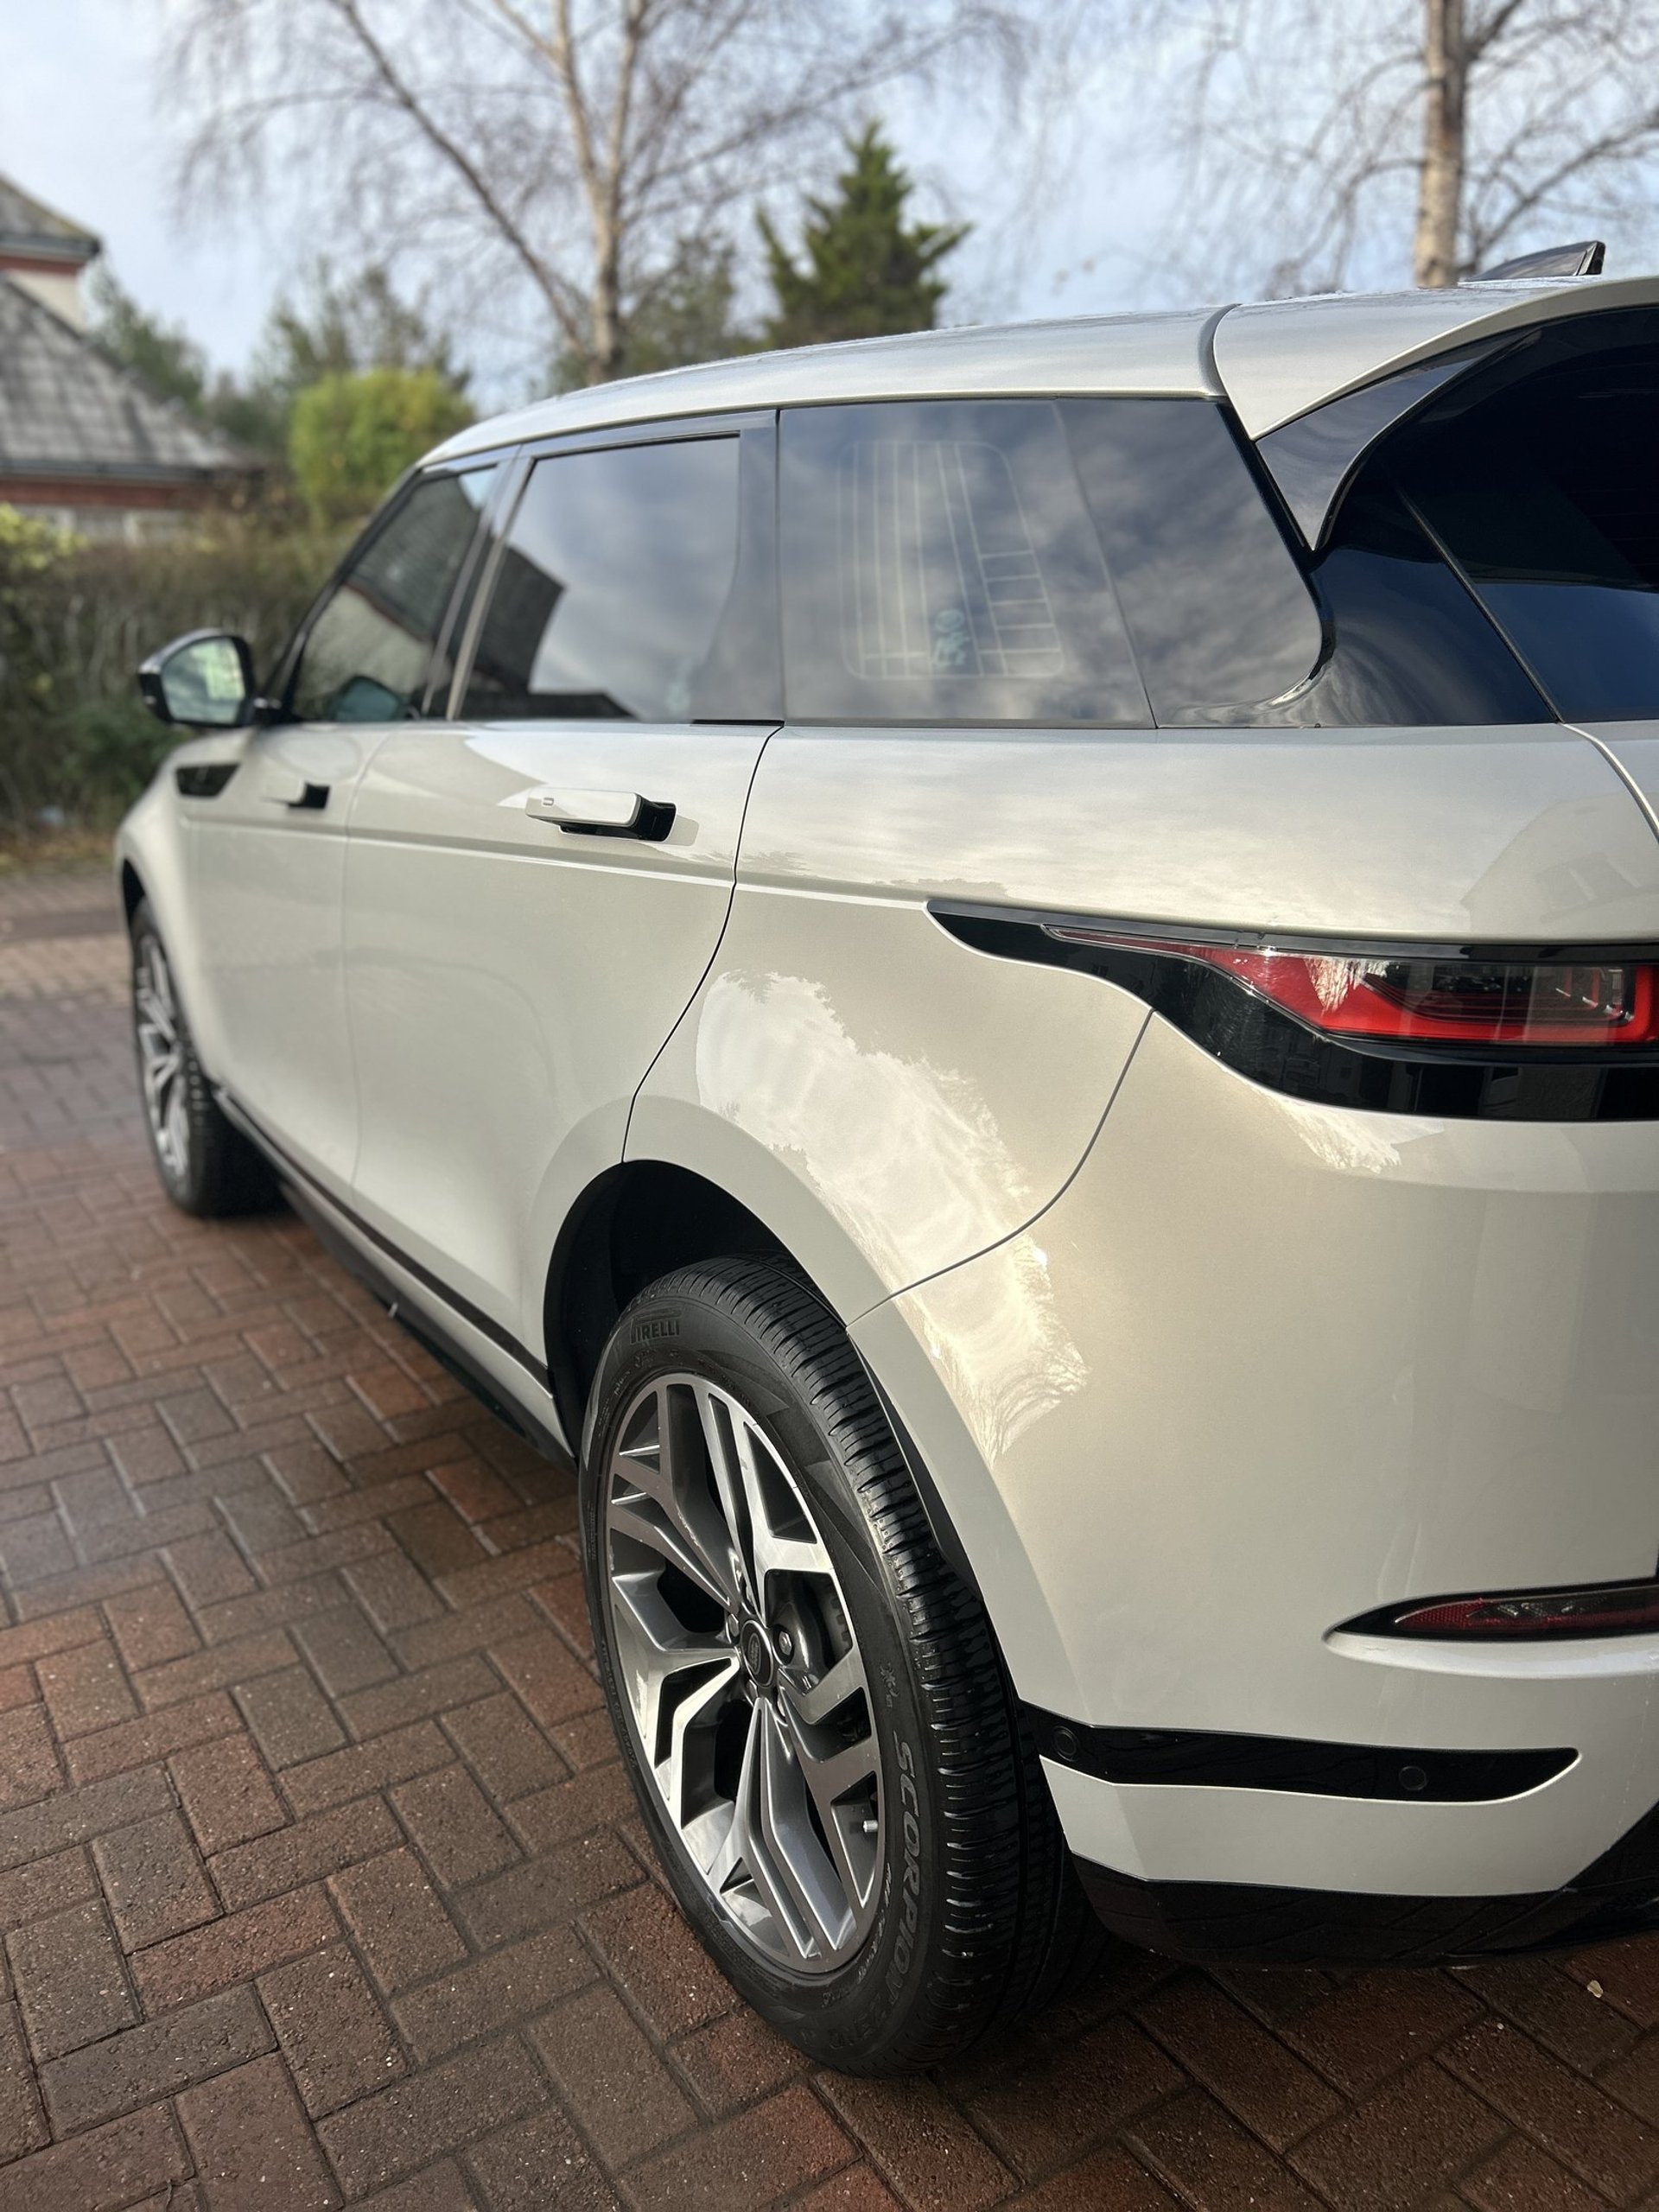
top-left (1075, 1858), bottom-right (1659, 1967)
top-left (1026, 1707), bottom-right (1574, 1803)
top-left (1074, 1789), bottom-right (1659, 1967)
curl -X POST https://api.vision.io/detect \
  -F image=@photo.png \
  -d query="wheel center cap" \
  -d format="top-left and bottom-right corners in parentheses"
top-left (740, 1621), bottom-right (774, 1688)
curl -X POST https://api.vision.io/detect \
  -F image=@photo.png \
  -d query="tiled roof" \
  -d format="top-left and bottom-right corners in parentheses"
top-left (0, 175), bottom-right (99, 263)
top-left (0, 275), bottom-right (252, 480)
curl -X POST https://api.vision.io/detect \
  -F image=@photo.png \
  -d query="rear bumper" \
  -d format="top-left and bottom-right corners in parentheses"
top-left (1072, 1796), bottom-right (1659, 1967)
top-left (856, 1008), bottom-right (1659, 1918)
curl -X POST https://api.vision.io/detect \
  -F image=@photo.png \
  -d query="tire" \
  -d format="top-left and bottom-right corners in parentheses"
top-left (129, 899), bottom-right (280, 1219)
top-left (581, 1255), bottom-right (1102, 2073)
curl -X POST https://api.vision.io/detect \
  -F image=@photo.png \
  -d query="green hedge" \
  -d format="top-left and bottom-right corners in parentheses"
top-left (0, 508), bottom-right (343, 827)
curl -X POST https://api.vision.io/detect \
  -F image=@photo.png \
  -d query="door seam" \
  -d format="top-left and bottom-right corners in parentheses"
top-left (1569, 721), bottom-right (1659, 847)
top-left (620, 721), bottom-right (782, 1159)
top-left (846, 1002), bottom-right (1154, 1332)
top-left (337, 721), bottom-right (412, 1195)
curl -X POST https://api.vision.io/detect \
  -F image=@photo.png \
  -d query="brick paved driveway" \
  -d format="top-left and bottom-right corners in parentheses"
top-left (3, 861), bottom-right (1659, 2211)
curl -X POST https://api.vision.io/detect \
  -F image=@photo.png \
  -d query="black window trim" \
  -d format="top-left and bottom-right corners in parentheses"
top-left (265, 446), bottom-right (519, 726)
top-left (417, 458), bottom-right (521, 716)
top-left (442, 410), bottom-right (775, 726)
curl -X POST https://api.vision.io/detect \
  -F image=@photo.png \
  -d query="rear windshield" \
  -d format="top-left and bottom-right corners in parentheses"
top-left (1388, 341), bottom-right (1659, 722)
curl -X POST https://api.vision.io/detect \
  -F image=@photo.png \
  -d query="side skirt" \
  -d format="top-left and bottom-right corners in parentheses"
top-left (217, 1092), bottom-right (569, 1465)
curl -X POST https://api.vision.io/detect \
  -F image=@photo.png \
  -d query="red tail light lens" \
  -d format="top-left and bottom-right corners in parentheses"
top-left (1047, 928), bottom-right (1659, 1048)
top-left (1359, 1581), bottom-right (1659, 1638)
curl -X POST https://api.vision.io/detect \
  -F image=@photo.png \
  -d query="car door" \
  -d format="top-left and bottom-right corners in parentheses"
top-left (188, 462), bottom-right (500, 1194)
top-left (340, 416), bottom-right (779, 1356)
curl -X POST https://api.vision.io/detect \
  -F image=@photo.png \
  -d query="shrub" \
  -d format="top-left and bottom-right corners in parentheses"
top-left (0, 507), bottom-right (343, 830)
top-left (289, 366), bottom-right (473, 525)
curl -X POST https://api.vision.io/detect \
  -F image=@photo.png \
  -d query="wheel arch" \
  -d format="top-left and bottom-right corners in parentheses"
top-left (542, 1154), bottom-right (1006, 1659)
top-left (118, 858), bottom-right (146, 930)
top-left (543, 1159), bottom-right (790, 1452)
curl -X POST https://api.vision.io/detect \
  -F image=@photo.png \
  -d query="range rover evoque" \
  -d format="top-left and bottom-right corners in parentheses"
top-left (119, 262), bottom-right (1659, 2072)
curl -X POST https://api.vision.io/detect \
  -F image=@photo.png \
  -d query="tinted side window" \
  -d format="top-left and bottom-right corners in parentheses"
top-left (288, 467), bottom-right (496, 723)
top-left (461, 438), bottom-right (740, 721)
top-left (1064, 398), bottom-right (1322, 721)
top-left (1397, 346), bottom-right (1659, 721)
top-left (1307, 479), bottom-right (1548, 727)
top-left (780, 401), bottom-right (1148, 727)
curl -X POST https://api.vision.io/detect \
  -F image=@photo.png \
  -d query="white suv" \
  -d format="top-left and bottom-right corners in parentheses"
top-left (119, 270), bottom-right (1659, 2071)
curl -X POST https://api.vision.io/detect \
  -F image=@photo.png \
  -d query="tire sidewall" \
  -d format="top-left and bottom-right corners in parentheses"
top-left (582, 1272), bottom-right (954, 2069)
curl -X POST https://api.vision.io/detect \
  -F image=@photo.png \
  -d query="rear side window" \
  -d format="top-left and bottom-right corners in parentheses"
top-left (780, 401), bottom-right (1149, 727)
top-left (1395, 346), bottom-right (1659, 721)
top-left (287, 467), bottom-right (495, 723)
top-left (1063, 399), bottom-right (1323, 721)
top-left (1307, 478), bottom-right (1548, 728)
top-left (779, 397), bottom-right (1329, 728)
top-left (461, 437), bottom-right (741, 721)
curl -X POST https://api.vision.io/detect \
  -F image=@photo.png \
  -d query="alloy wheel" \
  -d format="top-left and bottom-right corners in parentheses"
top-left (603, 1375), bottom-right (884, 1975)
top-left (134, 935), bottom-right (189, 1183)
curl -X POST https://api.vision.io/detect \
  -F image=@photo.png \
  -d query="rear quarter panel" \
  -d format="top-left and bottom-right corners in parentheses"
top-left (632, 721), bottom-right (1659, 1712)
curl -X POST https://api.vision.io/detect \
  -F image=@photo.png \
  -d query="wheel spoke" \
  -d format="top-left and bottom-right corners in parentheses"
top-left (639, 1382), bottom-right (741, 1605)
top-left (608, 1573), bottom-right (734, 1769)
top-left (781, 1643), bottom-right (866, 1728)
top-left (755, 1701), bottom-right (855, 1956)
top-left (605, 1370), bottom-right (884, 1977)
top-left (140, 1045), bottom-right (181, 1115)
top-left (790, 1729), bottom-right (880, 1813)
top-left (659, 1652), bottom-right (743, 1832)
top-left (782, 1712), bottom-right (880, 1912)
top-left (694, 1381), bottom-right (759, 1602)
top-left (607, 1495), bottom-right (729, 1608)
top-left (134, 942), bottom-right (191, 1179)
top-left (136, 997), bottom-right (175, 1050)
top-left (726, 1703), bottom-right (837, 1963)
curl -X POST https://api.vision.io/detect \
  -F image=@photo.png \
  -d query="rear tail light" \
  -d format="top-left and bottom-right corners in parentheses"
top-left (1046, 926), bottom-right (1659, 1051)
top-left (1347, 1580), bottom-right (1659, 1639)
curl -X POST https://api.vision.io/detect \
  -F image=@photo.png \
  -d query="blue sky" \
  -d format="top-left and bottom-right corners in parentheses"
top-left (3, 0), bottom-right (277, 367)
top-left (1, 0), bottom-right (1173, 395)
top-left (17, 0), bottom-right (1659, 405)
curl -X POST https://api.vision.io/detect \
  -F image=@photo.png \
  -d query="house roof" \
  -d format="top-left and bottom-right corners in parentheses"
top-left (0, 274), bottom-right (252, 484)
top-left (0, 175), bottom-right (99, 267)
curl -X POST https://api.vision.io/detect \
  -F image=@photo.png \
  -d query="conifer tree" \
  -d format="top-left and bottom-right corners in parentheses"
top-left (759, 125), bottom-right (968, 348)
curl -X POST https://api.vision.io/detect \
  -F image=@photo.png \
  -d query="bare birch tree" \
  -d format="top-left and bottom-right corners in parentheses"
top-left (1141, 0), bottom-right (1659, 294)
top-left (161, 0), bottom-right (1033, 383)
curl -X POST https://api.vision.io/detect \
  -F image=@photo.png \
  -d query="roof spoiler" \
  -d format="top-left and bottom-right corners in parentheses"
top-left (1213, 258), bottom-right (1659, 548)
top-left (1213, 266), bottom-right (1659, 443)
top-left (1468, 240), bottom-right (1605, 282)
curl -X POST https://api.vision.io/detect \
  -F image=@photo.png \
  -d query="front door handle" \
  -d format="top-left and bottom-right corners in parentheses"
top-left (261, 770), bottom-right (330, 810)
top-left (526, 789), bottom-right (675, 841)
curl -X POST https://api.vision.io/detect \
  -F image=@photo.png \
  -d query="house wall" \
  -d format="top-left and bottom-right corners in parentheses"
top-left (0, 475), bottom-right (225, 543)
top-left (0, 253), bottom-right (88, 329)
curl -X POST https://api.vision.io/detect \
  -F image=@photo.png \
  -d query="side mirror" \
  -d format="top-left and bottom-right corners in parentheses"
top-left (137, 632), bottom-right (257, 730)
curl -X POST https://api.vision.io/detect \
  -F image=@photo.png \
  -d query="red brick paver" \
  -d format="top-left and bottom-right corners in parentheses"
top-left (3, 861), bottom-right (1659, 2209)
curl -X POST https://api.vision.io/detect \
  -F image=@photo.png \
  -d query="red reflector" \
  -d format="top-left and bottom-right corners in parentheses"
top-left (1050, 927), bottom-right (1659, 1049)
top-left (1389, 1583), bottom-right (1659, 1637)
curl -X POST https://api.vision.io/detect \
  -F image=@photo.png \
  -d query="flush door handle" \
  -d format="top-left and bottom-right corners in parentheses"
top-left (526, 789), bottom-right (676, 841)
top-left (260, 769), bottom-right (330, 810)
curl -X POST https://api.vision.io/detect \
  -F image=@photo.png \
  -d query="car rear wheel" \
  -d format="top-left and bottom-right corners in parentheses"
top-left (130, 899), bottom-right (279, 1219)
top-left (582, 1255), bottom-right (1101, 2072)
